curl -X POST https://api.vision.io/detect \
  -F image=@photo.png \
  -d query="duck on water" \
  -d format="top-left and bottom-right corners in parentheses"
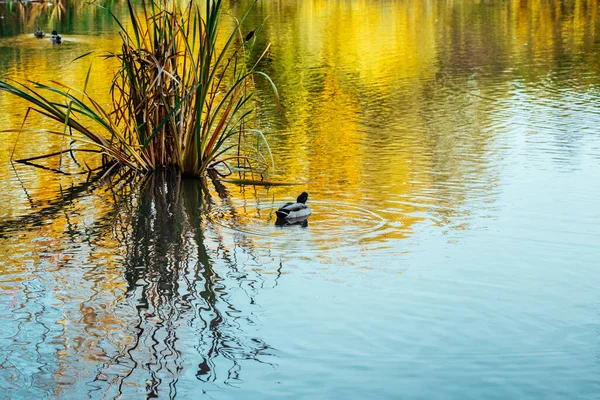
top-left (50, 30), bottom-right (61, 44)
top-left (276, 192), bottom-right (311, 222)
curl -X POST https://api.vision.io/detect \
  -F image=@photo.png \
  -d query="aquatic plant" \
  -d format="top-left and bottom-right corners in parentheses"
top-left (0, 0), bottom-right (277, 178)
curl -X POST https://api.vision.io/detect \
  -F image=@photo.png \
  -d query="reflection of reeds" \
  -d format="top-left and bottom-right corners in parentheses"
top-left (0, 0), bottom-right (276, 178)
top-left (0, 169), bottom-right (101, 239)
top-left (1, 166), bottom-right (276, 395)
top-left (92, 171), bottom-right (275, 395)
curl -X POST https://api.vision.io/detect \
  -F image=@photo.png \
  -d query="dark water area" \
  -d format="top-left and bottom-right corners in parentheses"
top-left (1, 0), bottom-right (600, 398)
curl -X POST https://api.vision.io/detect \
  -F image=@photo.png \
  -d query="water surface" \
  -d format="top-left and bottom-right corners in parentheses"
top-left (1, 0), bottom-right (600, 398)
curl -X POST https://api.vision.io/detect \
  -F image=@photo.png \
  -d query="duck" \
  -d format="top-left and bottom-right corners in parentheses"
top-left (50, 30), bottom-right (61, 44)
top-left (34, 28), bottom-right (45, 38)
top-left (275, 192), bottom-right (311, 220)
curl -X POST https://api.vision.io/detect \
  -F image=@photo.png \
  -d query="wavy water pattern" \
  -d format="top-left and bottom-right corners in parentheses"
top-left (1, 0), bottom-right (600, 398)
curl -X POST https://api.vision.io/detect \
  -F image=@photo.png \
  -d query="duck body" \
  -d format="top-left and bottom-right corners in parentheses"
top-left (275, 215), bottom-right (309, 227)
top-left (50, 30), bottom-right (61, 44)
top-left (275, 192), bottom-right (311, 220)
top-left (34, 28), bottom-right (45, 38)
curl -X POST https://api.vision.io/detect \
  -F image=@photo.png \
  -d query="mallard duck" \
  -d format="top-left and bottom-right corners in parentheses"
top-left (275, 192), bottom-right (311, 220)
top-left (34, 28), bottom-right (45, 38)
top-left (50, 30), bottom-right (61, 44)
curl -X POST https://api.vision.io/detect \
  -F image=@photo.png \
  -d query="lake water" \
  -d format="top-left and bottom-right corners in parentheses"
top-left (1, 0), bottom-right (600, 398)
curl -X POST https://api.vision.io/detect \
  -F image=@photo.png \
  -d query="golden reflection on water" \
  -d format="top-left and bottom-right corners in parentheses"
top-left (239, 0), bottom-right (598, 228)
top-left (1, 0), bottom-right (597, 221)
top-left (0, 0), bottom-right (599, 396)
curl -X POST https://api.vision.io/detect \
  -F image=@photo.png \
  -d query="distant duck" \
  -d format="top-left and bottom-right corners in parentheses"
top-left (34, 28), bottom-right (45, 38)
top-left (276, 192), bottom-right (311, 220)
top-left (50, 30), bottom-right (61, 44)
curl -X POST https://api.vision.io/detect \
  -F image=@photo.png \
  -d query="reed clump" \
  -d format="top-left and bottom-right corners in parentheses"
top-left (0, 0), bottom-right (277, 178)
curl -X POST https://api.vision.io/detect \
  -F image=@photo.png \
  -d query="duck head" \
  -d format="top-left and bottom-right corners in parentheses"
top-left (51, 30), bottom-right (58, 35)
top-left (296, 192), bottom-right (308, 204)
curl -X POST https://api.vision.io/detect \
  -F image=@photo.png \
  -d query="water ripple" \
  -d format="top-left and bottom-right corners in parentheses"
top-left (206, 199), bottom-right (390, 249)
